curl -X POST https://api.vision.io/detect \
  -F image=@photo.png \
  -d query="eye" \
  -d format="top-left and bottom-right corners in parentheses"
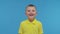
top-left (32, 10), bottom-right (35, 12)
top-left (27, 10), bottom-right (30, 12)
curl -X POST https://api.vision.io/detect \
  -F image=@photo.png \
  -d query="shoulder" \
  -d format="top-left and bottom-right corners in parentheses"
top-left (36, 20), bottom-right (42, 25)
top-left (20, 20), bottom-right (27, 25)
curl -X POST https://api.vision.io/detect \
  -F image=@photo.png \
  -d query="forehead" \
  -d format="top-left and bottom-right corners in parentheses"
top-left (26, 6), bottom-right (36, 10)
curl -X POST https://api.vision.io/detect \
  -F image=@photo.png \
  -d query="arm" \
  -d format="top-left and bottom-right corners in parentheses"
top-left (18, 23), bottom-right (23, 34)
top-left (38, 22), bottom-right (43, 34)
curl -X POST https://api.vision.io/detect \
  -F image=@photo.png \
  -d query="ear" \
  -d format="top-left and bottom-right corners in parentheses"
top-left (36, 11), bottom-right (37, 16)
top-left (25, 11), bottom-right (26, 15)
top-left (25, 11), bottom-right (27, 16)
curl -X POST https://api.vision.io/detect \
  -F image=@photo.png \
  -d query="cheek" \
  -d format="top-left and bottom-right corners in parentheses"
top-left (33, 12), bottom-right (36, 15)
top-left (26, 12), bottom-right (29, 16)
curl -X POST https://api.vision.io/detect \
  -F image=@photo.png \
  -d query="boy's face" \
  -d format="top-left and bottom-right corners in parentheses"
top-left (26, 6), bottom-right (37, 19)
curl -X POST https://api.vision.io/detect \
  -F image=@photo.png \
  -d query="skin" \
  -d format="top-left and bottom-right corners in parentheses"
top-left (26, 6), bottom-right (37, 22)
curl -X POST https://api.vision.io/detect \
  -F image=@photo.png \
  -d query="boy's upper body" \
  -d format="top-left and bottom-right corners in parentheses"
top-left (18, 4), bottom-right (43, 34)
top-left (18, 19), bottom-right (43, 34)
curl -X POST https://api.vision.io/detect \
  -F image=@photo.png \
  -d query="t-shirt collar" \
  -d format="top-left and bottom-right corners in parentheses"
top-left (27, 19), bottom-right (36, 24)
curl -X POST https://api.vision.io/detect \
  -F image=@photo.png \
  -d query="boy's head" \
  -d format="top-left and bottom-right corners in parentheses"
top-left (25, 4), bottom-right (37, 20)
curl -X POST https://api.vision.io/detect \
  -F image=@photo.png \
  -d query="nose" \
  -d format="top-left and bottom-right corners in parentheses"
top-left (30, 10), bottom-right (33, 13)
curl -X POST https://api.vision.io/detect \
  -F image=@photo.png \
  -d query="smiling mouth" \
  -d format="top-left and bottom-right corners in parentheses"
top-left (29, 14), bottom-right (34, 16)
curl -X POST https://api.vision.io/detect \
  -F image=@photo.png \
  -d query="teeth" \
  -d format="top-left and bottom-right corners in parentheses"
top-left (29, 14), bottom-right (33, 16)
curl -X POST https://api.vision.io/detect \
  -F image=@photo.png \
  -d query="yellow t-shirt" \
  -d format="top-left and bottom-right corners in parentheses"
top-left (18, 19), bottom-right (43, 34)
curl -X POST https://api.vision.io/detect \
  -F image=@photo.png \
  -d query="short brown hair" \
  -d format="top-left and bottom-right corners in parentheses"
top-left (26, 4), bottom-right (36, 10)
top-left (27, 4), bottom-right (35, 7)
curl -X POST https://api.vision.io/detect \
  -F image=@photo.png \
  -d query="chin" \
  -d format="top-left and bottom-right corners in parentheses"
top-left (29, 17), bottom-right (34, 19)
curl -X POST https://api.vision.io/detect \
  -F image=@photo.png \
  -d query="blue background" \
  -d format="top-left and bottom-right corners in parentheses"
top-left (0, 0), bottom-right (60, 34)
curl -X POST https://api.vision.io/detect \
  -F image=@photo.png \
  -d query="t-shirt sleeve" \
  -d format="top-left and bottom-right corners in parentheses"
top-left (18, 22), bottom-right (23, 34)
top-left (38, 21), bottom-right (43, 34)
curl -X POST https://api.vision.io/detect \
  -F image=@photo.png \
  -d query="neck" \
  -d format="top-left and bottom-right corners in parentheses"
top-left (28, 18), bottom-right (35, 22)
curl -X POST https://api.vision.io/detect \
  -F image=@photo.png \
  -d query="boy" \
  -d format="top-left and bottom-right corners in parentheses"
top-left (18, 4), bottom-right (43, 34)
